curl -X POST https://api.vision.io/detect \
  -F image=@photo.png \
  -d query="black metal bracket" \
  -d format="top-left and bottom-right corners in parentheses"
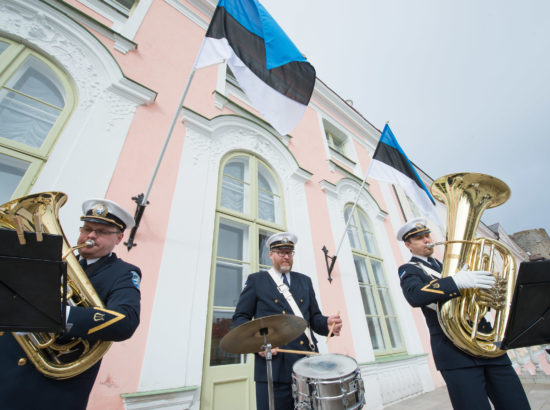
top-left (322, 246), bottom-right (337, 283)
top-left (124, 194), bottom-right (149, 251)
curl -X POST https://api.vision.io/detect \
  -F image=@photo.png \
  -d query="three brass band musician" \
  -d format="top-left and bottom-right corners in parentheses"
top-left (397, 217), bottom-right (529, 410)
top-left (0, 197), bottom-right (141, 410)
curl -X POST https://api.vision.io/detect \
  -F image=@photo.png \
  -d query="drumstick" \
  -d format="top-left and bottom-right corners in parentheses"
top-left (326, 311), bottom-right (341, 343)
top-left (276, 348), bottom-right (319, 356)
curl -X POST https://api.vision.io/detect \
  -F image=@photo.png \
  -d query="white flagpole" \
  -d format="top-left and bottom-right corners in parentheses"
top-left (125, 68), bottom-right (197, 250)
top-left (141, 68), bottom-right (196, 206)
top-left (334, 160), bottom-right (373, 257)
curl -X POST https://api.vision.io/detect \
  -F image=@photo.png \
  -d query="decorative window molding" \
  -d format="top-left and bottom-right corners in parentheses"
top-left (0, 0), bottom-right (156, 236)
top-left (68, 0), bottom-right (154, 47)
top-left (322, 118), bottom-right (357, 170)
top-left (139, 111), bottom-right (319, 397)
top-left (33, 1), bottom-right (145, 53)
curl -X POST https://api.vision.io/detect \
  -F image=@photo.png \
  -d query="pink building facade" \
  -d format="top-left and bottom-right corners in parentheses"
top-left (1, 1), bottom-right (548, 408)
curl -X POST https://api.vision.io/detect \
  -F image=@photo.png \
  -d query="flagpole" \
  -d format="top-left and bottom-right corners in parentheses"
top-left (125, 68), bottom-right (196, 250)
top-left (323, 122), bottom-right (389, 279)
top-left (335, 161), bottom-right (373, 256)
top-left (323, 160), bottom-right (373, 282)
top-left (144, 68), bottom-right (196, 205)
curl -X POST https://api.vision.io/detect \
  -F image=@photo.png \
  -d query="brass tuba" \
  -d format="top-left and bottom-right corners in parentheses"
top-left (0, 192), bottom-right (112, 379)
top-left (430, 173), bottom-right (517, 358)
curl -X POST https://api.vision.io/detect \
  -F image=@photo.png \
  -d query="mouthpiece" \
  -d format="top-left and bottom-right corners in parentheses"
top-left (426, 242), bottom-right (439, 249)
top-left (62, 240), bottom-right (96, 260)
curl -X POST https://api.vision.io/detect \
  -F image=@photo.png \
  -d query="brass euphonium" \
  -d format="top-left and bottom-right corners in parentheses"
top-left (0, 192), bottom-right (112, 379)
top-left (430, 173), bottom-right (517, 358)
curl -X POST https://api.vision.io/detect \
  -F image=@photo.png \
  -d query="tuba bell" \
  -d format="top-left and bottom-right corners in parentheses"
top-left (0, 192), bottom-right (112, 379)
top-left (430, 173), bottom-right (517, 358)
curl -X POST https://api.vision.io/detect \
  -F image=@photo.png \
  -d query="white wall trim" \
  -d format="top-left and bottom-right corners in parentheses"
top-left (123, 386), bottom-right (200, 410)
top-left (164, 0), bottom-right (213, 30)
top-left (360, 354), bottom-right (434, 409)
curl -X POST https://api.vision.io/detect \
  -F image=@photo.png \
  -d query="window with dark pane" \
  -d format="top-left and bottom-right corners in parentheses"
top-left (345, 204), bottom-right (404, 355)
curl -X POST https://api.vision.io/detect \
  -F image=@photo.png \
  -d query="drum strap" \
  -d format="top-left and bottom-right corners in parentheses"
top-left (268, 268), bottom-right (315, 350)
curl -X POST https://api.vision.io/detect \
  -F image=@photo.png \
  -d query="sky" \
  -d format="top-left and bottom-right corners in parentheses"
top-left (260, 0), bottom-right (550, 236)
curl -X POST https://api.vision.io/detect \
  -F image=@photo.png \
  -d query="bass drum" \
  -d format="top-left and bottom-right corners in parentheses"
top-left (292, 353), bottom-right (365, 409)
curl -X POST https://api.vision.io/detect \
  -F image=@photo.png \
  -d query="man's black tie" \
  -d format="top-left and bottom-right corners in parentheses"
top-left (282, 274), bottom-right (290, 287)
top-left (79, 258), bottom-right (87, 269)
top-left (428, 257), bottom-right (440, 272)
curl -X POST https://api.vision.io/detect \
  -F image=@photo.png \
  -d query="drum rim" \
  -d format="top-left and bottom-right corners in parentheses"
top-left (292, 353), bottom-right (359, 378)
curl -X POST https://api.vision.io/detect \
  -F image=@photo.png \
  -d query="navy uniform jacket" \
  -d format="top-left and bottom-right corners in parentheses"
top-left (398, 256), bottom-right (510, 370)
top-left (0, 253), bottom-right (141, 410)
top-left (233, 270), bottom-right (329, 384)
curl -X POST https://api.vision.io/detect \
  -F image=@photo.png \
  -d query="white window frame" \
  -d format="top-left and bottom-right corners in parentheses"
top-left (0, 37), bottom-right (75, 202)
top-left (322, 118), bottom-right (357, 169)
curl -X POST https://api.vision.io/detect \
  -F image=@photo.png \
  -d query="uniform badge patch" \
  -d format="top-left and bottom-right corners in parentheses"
top-left (131, 271), bottom-right (141, 289)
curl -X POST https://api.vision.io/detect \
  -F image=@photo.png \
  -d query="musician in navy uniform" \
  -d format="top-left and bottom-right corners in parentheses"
top-left (0, 198), bottom-right (141, 410)
top-left (233, 232), bottom-right (342, 410)
top-left (397, 217), bottom-right (529, 410)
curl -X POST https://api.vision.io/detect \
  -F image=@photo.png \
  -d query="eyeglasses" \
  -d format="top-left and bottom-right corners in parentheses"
top-left (80, 226), bottom-right (120, 236)
top-left (273, 250), bottom-right (295, 257)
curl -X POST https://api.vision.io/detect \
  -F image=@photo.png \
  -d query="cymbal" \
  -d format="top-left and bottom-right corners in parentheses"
top-left (220, 314), bottom-right (307, 354)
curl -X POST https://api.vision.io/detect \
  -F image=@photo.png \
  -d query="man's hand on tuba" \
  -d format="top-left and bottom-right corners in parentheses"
top-left (452, 264), bottom-right (495, 289)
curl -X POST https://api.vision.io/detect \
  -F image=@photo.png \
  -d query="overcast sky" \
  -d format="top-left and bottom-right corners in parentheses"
top-left (261, 0), bottom-right (550, 236)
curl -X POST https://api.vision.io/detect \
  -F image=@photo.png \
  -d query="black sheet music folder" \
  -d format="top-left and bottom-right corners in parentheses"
top-left (0, 228), bottom-right (67, 332)
top-left (499, 259), bottom-right (550, 350)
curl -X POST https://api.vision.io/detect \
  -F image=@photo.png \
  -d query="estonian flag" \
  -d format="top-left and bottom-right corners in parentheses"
top-left (369, 124), bottom-right (441, 223)
top-left (194, 0), bottom-right (316, 136)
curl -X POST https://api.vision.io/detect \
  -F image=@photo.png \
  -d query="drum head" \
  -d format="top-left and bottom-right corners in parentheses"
top-left (293, 353), bottom-right (358, 379)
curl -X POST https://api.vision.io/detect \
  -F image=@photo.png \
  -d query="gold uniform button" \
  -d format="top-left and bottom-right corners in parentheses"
top-left (18, 358), bottom-right (27, 366)
top-left (0, 331), bottom-right (4, 336)
top-left (300, 340), bottom-right (304, 345)
top-left (300, 299), bottom-right (303, 303)
top-left (433, 283), bottom-right (440, 289)
top-left (274, 299), bottom-right (278, 304)
top-left (282, 310), bottom-right (286, 314)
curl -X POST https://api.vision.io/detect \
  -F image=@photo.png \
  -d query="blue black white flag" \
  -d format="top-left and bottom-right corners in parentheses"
top-left (194, 0), bottom-right (316, 136)
top-left (369, 124), bottom-right (441, 223)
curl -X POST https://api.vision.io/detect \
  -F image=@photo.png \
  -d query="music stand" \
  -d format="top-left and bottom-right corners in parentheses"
top-left (499, 259), bottom-right (550, 350)
top-left (0, 228), bottom-right (67, 333)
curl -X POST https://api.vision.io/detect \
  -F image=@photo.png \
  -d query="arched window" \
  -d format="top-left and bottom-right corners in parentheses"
top-left (209, 153), bottom-right (284, 366)
top-left (0, 37), bottom-right (75, 203)
top-left (344, 204), bottom-right (405, 355)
